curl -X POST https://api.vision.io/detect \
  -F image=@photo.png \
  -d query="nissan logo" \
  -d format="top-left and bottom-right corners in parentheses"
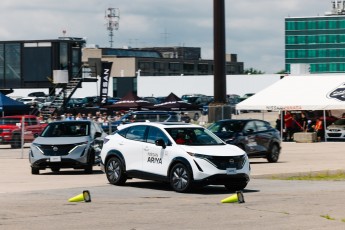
top-left (229, 159), bottom-right (234, 163)
top-left (53, 146), bottom-right (58, 151)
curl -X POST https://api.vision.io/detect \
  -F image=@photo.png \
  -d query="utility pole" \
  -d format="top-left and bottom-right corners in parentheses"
top-left (213, 0), bottom-right (226, 104)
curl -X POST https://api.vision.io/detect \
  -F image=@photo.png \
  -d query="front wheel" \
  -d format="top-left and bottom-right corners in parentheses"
top-left (31, 167), bottom-right (39, 175)
top-left (105, 157), bottom-right (127, 185)
top-left (11, 135), bottom-right (22, 149)
top-left (267, 144), bottom-right (280, 163)
top-left (170, 163), bottom-right (193, 193)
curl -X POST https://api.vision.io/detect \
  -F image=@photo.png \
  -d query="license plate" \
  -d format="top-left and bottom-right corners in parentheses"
top-left (226, 168), bottom-right (236, 175)
top-left (50, 156), bottom-right (61, 162)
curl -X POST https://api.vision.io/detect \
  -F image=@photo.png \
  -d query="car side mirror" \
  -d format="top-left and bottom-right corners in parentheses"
top-left (94, 131), bottom-right (102, 138)
top-left (34, 133), bottom-right (39, 138)
top-left (246, 129), bottom-right (254, 134)
top-left (155, 139), bottom-right (166, 149)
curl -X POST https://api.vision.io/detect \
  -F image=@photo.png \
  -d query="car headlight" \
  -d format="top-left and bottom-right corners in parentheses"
top-left (69, 141), bottom-right (88, 154)
top-left (32, 143), bottom-right (44, 154)
top-left (187, 152), bottom-right (213, 160)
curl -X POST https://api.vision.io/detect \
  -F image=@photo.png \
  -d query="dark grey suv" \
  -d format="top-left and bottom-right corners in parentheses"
top-left (29, 120), bottom-right (107, 174)
top-left (208, 119), bottom-right (281, 162)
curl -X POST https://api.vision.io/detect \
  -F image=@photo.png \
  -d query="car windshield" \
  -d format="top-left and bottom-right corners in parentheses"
top-left (41, 122), bottom-right (90, 137)
top-left (208, 120), bottom-right (245, 133)
top-left (165, 127), bottom-right (225, 145)
top-left (333, 119), bottom-right (345, 125)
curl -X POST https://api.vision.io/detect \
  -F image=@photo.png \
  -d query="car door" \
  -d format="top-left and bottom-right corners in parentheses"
top-left (142, 126), bottom-right (172, 176)
top-left (253, 120), bottom-right (274, 153)
top-left (121, 125), bottom-right (148, 171)
top-left (242, 121), bottom-right (260, 154)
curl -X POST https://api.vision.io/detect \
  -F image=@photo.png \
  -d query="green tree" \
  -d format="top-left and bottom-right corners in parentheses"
top-left (243, 68), bottom-right (265, 74)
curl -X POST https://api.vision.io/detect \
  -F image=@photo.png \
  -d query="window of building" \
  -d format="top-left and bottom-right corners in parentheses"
top-left (308, 50), bottom-right (317, 58)
top-left (339, 35), bottom-right (345, 43)
top-left (183, 63), bottom-right (194, 72)
top-left (328, 20), bottom-right (338, 29)
top-left (154, 62), bottom-right (165, 71)
top-left (60, 43), bottom-right (68, 70)
top-left (4, 43), bottom-right (21, 87)
top-left (308, 35), bottom-right (317, 44)
top-left (286, 36), bottom-right (295, 44)
top-left (340, 49), bottom-right (345, 57)
top-left (330, 63), bottom-right (337, 72)
top-left (169, 62), bottom-right (180, 71)
top-left (297, 36), bottom-right (306, 44)
top-left (197, 63), bottom-right (209, 73)
top-left (308, 21), bottom-right (317, 30)
top-left (0, 43), bottom-right (4, 87)
top-left (296, 21), bottom-right (306, 30)
top-left (340, 20), bottom-right (345, 29)
top-left (329, 35), bottom-right (338, 43)
top-left (329, 49), bottom-right (338, 57)
top-left (286, 21), bottom-right (295, 30)
top-left (318, 20), bottom-right (327, 29)
top-left (297, 50), bottom-right (306, 58)
top-left (318, 35), bottom-right (327, 44)
top-left (340, 63), bottom-right (345, 71)
top-left (319, 49), bottom-right (327, 57)
top-left (138, 62), bottom-right (151, 71)
top-left (286, 50), bottom-right (295, 58)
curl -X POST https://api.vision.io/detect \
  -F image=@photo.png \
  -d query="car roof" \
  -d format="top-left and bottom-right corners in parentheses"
top-left (117, 122), bottom-right (201, 130)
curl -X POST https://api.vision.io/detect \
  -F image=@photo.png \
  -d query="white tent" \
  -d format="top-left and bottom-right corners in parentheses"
top-left (236, 74), bottom-right (345, 111)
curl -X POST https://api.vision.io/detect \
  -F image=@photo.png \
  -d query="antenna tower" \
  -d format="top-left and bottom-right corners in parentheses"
top-left (105, 8), bottom-right (120, 48)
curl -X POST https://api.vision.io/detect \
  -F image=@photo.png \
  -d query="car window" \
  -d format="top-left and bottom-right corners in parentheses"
top-left (256, 120), bottom-right (269, 132)
top-left (244, 121), bottom-right (257, 133)
top-left (41, 122), bottom-right (90, 137)
top-left (166, 127), bottom-right (224, 145)
top-left (125, 125), bottom-right (147, 142)
top-left (147, 126), bottom-right (170, 145)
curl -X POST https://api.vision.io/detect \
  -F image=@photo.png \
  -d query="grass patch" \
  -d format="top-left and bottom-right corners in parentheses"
top-left (320, 214), bottom-right (336, 221)
top-left (271, 171), bottom-right (345, 181)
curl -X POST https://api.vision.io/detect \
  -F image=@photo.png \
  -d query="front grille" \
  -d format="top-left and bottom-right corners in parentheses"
top-left (204, 155), bottom-right (246, 170)
top-left (39, 144), bottom-right (78, 156)
top-left (327, 133), bottom-right (342, 137)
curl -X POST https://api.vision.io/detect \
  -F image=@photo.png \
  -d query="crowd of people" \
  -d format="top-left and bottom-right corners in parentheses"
top-left (275, 111), bottom-right (343, 142)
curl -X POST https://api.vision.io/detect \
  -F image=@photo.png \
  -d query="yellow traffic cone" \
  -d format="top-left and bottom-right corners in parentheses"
top-left (221, 191), bottom-right (245, 203)
top-left (68, 190), bottom-right (91, 202)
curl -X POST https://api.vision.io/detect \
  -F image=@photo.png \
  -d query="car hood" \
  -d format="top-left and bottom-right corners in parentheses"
top-left (327, 124), bottom-right (345, 129)
top-left (179, 144), bottom-right (245, 157)
top-left (33, 136), bottom-right (90, 145)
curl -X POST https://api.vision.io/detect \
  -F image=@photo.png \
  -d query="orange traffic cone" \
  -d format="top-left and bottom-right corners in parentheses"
top-left (68, 190), bottom-right (91, 202)
top-left (221, 191), bottom-right (245, 203)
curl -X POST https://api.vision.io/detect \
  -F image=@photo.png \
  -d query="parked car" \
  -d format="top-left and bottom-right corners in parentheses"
top-left (29, 120), bottom-right (107, 174)
top-left (325, 118), bottom-right (345, 140)
top-left (0, 115), bottom-right (47, 148)
top-left (100, 122), bottom-right (250, 192)
top-left (103, 111), bottom-right (180, 133)
top-left (208, 119), bottom-right (281, 162)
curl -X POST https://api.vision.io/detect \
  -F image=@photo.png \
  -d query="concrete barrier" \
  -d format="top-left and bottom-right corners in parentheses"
top-left (294, 132), bottom-right (317, 143)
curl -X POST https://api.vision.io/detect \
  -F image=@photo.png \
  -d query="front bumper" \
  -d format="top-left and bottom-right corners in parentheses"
top-left (194, 173), bottom-right (250, 186)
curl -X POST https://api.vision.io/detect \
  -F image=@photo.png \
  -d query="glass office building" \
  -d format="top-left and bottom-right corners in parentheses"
top-left (285, 15), bottom-right (345, 73)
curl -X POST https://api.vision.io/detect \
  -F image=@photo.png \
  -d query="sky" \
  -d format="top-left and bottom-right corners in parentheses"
top-left (0, 0), bottom-right (332, 74)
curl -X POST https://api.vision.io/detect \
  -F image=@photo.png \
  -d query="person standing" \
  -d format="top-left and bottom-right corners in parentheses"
top-left (284, 111), bottom-right (293, 141)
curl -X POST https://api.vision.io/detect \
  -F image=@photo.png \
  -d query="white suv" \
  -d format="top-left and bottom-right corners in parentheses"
top-left (100, 122), bottom-right (250, 193)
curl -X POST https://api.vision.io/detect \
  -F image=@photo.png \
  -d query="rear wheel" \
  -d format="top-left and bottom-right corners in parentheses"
top-left (170, 163), bottom-right (193, 193)
top-left (105, 157), bottom-right (127, 185)
top-left (267, 144), bottom-right (280, 163)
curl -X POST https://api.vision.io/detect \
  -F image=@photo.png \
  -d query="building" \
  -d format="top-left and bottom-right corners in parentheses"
top-left (285, 1), bottom-right (345, 74)
top-left (82, 46), bottom-right (244, 97)
top-left (0, 38), bottom-right (86, 94)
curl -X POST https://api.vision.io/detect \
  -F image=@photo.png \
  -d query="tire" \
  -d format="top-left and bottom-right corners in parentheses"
top-left (31, 167), bottom-right (39, 175)
top-left (170, 163), bottom-right (193, 193)
top-left (84, 151), bottom-right (94, 174)
top-left (224, 182), bottom-right (247, 192)
top-left (11, 135), bottom-right (22, 149)
top-left (51, 167), bottom-right (60, 173)
top-left (105, 156), bottom-right (127, 185)
top-left (267, 143), bottom-right (280, 163)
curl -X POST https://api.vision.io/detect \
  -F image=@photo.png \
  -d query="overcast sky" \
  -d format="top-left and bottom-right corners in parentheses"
top-left (0, 0), bottom-right (332, 74)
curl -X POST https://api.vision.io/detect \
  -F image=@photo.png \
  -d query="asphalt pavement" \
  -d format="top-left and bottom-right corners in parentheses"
top-left (0, 141), bottom-right (344, 229)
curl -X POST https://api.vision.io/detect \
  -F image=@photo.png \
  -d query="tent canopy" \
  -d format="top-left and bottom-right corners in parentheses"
top-left (0, 92), bottom-right (31, 116)
top-left (236, 75), bottom-right (345, 111)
